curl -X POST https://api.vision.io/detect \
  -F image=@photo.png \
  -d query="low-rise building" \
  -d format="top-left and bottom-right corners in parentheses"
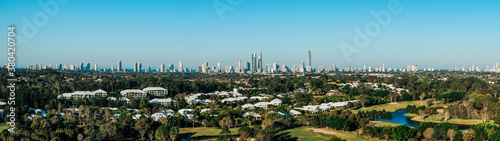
top-left (93, 89), bottom-right (108, 97)
top-left (58, 91), bottom-right (95, 99)
top-left (143, 87), bottom-right (168, 97)
top-left (149, 98), bottom-right (176, 106)
top-left (120, 89), bottom-right (147, 98)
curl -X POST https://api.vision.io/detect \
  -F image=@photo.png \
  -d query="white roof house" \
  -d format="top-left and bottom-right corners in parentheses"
top-left (178, 109), bottom-right (193, 115)
top-left (201, 108), bottom-right (211, 113)
top-left (254, 102), bottom-right (270, 109)
top-left (143, 87), bottom-right (168, 97)
top-left (120, 89), bottom-right (147, 98)
top-left (221, 97), bottom-right (247, 103)
top-left (269, 99), bottom-right (283, 106)
top-left (289, 110), bottom-right (301, 116)
top-left (151, 113), bottom-right (170, 121)
top-left (159, 109), bottom-right (175, 115)
top-left (132, 114), bottom-right (150, 120)
top-left (107, 97), bottom-right (131, 104)
top-left (241, 103), bottom-right (256, 110)
top-left (149, 98), bottom-right (176, 106)
top-left (267, 111), bottom-right (285, 117)
top-left (58, 91), bottom-right (95, 99)
top-left (242, 112), bottom-right (261, 118)
top-left (93, 89), bottom-right (107, 97)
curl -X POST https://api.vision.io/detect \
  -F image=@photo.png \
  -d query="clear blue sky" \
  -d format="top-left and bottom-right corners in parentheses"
top-left (1, 0), bottom-right (499, 69)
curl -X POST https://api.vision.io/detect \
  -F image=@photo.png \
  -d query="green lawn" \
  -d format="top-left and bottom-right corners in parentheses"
top-left (369, 121), bottom-right (402, 127)
top-left (179, 127), bottom-right (239, 141)
top-left (351, 100), bottom-right (460, 113)
top-left (281, 127), bottom-right (375, 141)
top-left (0, 123), bottom-right (8, 132)
top-left (405, 113), bottom-right (493, 126)
top-left (280, 127), bottom-right (330, 141)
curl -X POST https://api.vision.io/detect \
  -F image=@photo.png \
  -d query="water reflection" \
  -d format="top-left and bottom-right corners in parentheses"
top-left (375, 110), bottom-right (470, 130)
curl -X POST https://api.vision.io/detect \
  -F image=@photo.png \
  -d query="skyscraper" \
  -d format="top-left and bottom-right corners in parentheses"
top-left (245, 61), bottom-right (250, 72)
top-left (252, 53), bottom-right (257, 72)
top-left (118, 60), bottom-right (122, 72)
top-left (236, 59), bottom-right (241, 73)
top-left (138, 63), bottom-right (142, 72)
top-left (133, 62), bottom-right (138, 72)
top-left (258, 52), bottom-right (262, 73)
top-left (169, 64), bottom-right (174, 72)
top-left (307, 50), bottom-right (311, 68)
top-left (160, 64), bottom-right (165, 72)
top-left (178, 61), bottom-right (183, 72)
top-left (496, 62), bottom-right (499, 70)
top-left (94, 64), bottom-right (98, 71)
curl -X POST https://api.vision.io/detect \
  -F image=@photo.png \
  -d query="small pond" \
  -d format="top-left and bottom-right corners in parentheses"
top-left (375, 110), bottom-right (470, 130)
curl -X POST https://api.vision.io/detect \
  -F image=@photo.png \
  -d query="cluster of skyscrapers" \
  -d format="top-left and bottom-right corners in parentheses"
top-left (22, 50), bottom-right (500, 73)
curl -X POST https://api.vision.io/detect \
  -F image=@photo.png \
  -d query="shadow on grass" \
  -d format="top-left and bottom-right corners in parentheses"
top-left (274, 132), bottom-right (298, 141)
top-left (178, 132), bottom-right (241, 141)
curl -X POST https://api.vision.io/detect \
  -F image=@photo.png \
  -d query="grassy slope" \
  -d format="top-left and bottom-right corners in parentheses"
top-left (281, 127), bottom-right (375, 141)
top-left (179, 127), bottom-right (239, 141)
top-left (351, 100), bottom-right (459, 113)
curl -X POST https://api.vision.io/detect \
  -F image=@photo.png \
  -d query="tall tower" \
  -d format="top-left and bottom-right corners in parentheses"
top-left (258, 52), bottom-right (263, 73)
top-left (307, 50), bottom-right (311, 68)
top-left (178, 61), bottom-right (183, 72)
top-left (236, 59), bottom-right (241, 73)
top-left (252, 53), bottom-right (257, 72)
top-left (160, 64), bottom-right (165, 72)
top-left (94, 64), bottom-right (98, 71)
top-left (134, 62), bottom-right (138, 72)
top-left (496, 62), bottom-right (499, 70)
top-left (138, 63), bottom-right (142, 72)
top-left (118, 60), bottom-right (122, 72)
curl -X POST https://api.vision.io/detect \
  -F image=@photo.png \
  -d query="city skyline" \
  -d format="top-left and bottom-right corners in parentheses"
top-left (23, 50), bottom-right (500, 73)
top-left (1, 0), bottom-right (500, 69)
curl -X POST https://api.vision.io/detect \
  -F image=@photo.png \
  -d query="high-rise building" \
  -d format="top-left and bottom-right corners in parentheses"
top-left (307, 50), bottom-right (311, 68)
top-left (215, 62), bottom-right (220, 72)
top-left (178, 61), bottom-right (183, 72)
top-left (94, 64), bottom-right (98, 71)
top-left (134, 63), bottom-right (138, 72)
top-left (496, 62), bottom-right (499, 70)
top-left (251, 53), bottom-right (257, 72)
top-left (138, 63), bottom-right (142, 72)
top-left (258, 52), bottom-right (262, 72)
top-left (472, 64), bottom-right (475, 72)
top-left (118, 60), bottom-right (122, 72)
top-left (169, 64), bottom-right (174, 72)
top-left (202, 62), bottom-right (208, 73)
top-left (245, 61), bottom-right (250, 72)
top-left (111, 64), bottom-right (114, 72)
top-left (236, 59), bottom-right (242, 73)
top-left (160, 64), bottom-right (165, 72)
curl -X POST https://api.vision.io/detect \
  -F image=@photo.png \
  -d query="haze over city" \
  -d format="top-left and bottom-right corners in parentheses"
top-left (1, 0), bottom-right (499, 69)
